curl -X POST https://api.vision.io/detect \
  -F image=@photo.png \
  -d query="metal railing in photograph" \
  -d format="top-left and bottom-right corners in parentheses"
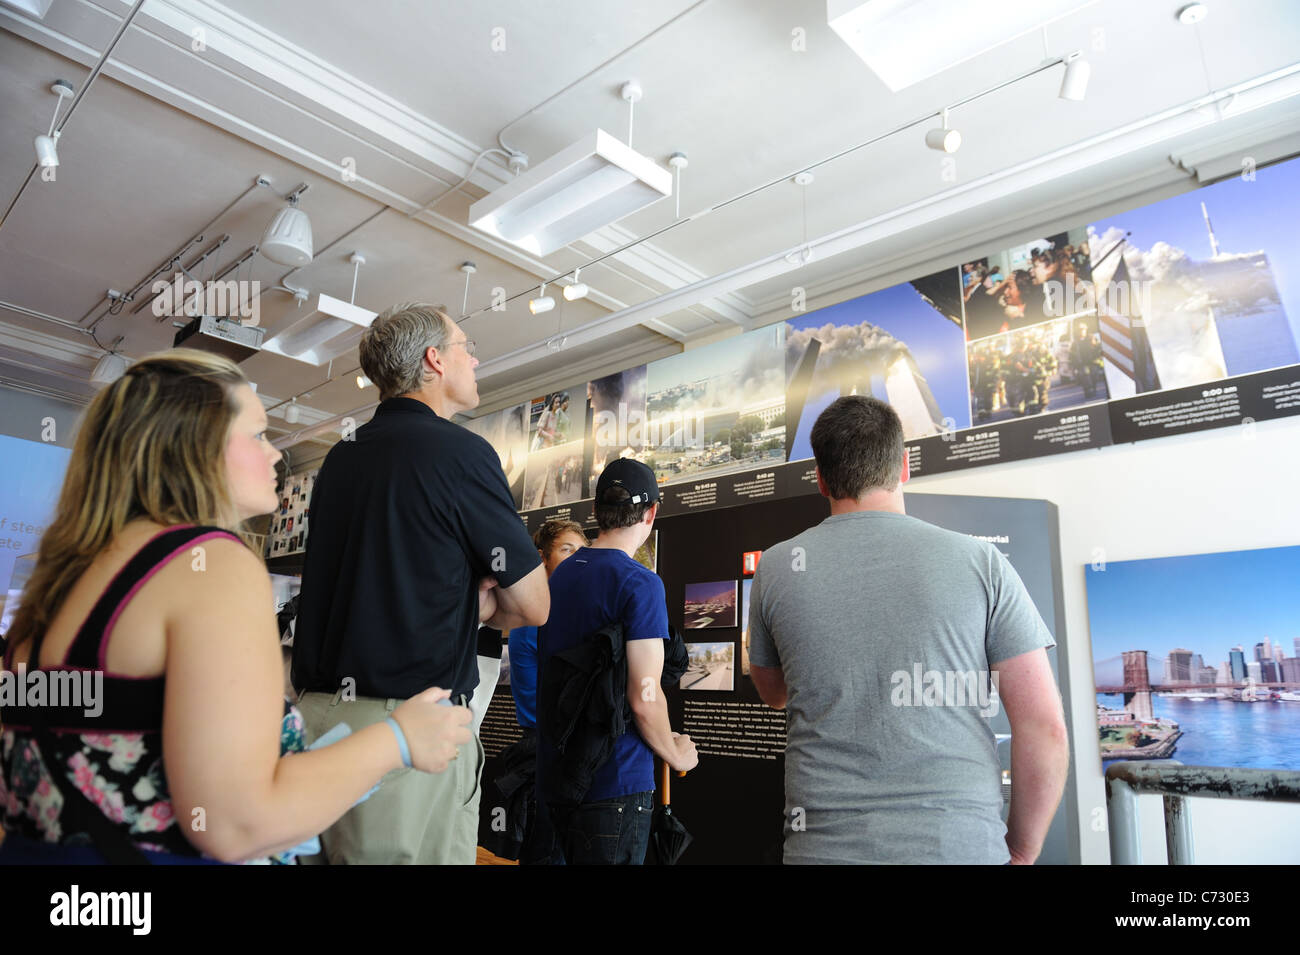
top-left (1105, 761), bottom-right (1300, 864)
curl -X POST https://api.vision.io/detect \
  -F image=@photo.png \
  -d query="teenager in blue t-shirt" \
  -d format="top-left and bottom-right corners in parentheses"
top-left (537, 458), bottom-right (699, 865)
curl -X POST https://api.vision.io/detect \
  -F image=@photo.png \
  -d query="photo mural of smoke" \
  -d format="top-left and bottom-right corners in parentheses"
top-left (785, 270), bottom-right (969, 461)
top-left (459, 401), bottom-right (528, 509)
top-left (587, 364), bottom-right (648, 491)
top-left (1087, 157), bottom-right (1300, 398)
top-left (643, 324), bottom-right (786, 485)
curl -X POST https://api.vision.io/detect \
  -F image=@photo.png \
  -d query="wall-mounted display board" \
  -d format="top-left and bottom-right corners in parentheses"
top-left (0, 435), bottom-right (71, 638)
top-left (461, 157), bottom-right (1300, 527)
top-left (265, 468), bottom-right (316, 559)
top-left (1086, 544), bottom-right (1300, 772)
top-left (477, 490), bottom-right (1075, 865)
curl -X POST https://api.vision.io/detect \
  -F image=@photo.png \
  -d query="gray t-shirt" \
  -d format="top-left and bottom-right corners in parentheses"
top-left (748, 509), bottom-right (1055, 864)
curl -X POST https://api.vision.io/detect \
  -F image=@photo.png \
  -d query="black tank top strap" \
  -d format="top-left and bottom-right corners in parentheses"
top-left (59, 525), bottom-right (244, 670)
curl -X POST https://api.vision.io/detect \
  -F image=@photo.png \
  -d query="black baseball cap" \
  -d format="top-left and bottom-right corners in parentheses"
top-left (595, 457), bottom-right (660, 506)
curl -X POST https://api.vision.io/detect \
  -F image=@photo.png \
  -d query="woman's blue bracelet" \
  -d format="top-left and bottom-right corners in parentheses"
top-left (385, 717), bottom-right (412, 768)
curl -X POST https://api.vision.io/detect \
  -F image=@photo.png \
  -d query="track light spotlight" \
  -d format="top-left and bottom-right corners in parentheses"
top-left (563, 268), bottom-right (588, 302)
top-left (529, 284), bottom-right (555, 315)
top-left (356, 374), bottom-right (372, 389)
top-left (33, 80), bottom-right (73, 168)
top-left (925, 108), bottom-right (961, 153)
top-left (1059, 53), bottom-right (1090, 101)
top-left (930, 108), bottom-right (961, 153)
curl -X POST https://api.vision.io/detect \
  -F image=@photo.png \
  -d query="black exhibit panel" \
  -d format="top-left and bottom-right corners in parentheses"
top-left (479, 488), bottom-right (1073, 865)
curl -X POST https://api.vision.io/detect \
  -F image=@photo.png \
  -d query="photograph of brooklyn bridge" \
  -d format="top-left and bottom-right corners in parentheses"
top-left (1086, 545), bottom-right (1300, 770)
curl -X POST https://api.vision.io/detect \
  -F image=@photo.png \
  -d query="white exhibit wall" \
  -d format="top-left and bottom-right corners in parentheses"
top-left (907, 412), bottom-right (1300, 865)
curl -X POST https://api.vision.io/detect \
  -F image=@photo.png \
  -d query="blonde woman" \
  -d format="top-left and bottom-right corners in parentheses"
top-left (0, 349), bottom-right (469, 864)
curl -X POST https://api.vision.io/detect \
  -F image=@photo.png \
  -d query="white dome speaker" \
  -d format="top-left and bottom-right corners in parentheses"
top-left (261, 203), bottom-right (313, 266)
top-left (90, 352), bottom-right (130, 385)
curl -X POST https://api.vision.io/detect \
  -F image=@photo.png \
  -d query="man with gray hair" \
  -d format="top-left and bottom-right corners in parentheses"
top-left (294, 303), bottom-right (549, 864)
top-left (748, 395), bottom-right (1069, 864)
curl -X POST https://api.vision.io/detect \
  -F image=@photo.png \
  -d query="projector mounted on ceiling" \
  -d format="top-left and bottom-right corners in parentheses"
top-left (173, 315), bottom-right (266, 363)
top-left (827, 0), bottom-right (1098, 91)
top-left (468, 129), bottom-right (673, 257)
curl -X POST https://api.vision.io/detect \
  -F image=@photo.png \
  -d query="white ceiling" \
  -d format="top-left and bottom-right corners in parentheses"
top-left (1, 0), bottom-right (1299, 453)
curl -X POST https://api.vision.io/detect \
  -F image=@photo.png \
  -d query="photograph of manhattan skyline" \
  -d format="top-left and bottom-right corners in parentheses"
top-left (1087, 544), bottom-right (1300, 771)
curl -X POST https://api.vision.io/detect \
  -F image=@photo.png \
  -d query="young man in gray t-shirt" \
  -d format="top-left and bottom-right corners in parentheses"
top-left (749, 396), bottom-right (1069, 864)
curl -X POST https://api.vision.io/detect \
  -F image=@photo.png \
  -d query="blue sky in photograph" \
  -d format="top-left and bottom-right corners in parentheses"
top-left (0, 435), bottom-right (71, 605)
top-left (1085, 545), bottom-right (1300, 668)
top-left (786, 276), bottom-right (969, 460)
top-left (1088, 156), bottom-right (1300, 346)
top-left (685, 580), bottom-right (736, 604)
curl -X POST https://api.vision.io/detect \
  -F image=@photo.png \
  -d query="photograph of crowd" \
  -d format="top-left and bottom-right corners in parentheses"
top-left (961, 230), bottom-right (1094, 340)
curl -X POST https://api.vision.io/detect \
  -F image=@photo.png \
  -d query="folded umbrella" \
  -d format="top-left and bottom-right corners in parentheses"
top-left (646, 756), bottom-right (692, 865)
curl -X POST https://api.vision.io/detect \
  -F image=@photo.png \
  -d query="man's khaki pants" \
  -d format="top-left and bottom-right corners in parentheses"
top-left (296, 689), bottom-right (484, 865)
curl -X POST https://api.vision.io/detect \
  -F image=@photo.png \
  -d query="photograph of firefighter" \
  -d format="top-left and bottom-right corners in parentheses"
top-left (967, 314), bottom-right (1110, 423)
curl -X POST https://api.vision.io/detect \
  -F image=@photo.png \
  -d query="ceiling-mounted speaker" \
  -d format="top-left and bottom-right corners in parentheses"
top-left (261, 202), bottom-right (313, 266)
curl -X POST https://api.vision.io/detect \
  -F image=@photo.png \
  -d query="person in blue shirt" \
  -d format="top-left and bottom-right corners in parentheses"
top-left (505, 518), bottom-right (587, 865)
top-left (537, 458), bottom-right (699, 865)
top-left (508, 519), bottom-right (589, 729)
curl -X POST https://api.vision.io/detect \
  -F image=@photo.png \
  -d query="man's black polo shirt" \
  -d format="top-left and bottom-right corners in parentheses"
top-left (291, 397), bottom-right (540, 700)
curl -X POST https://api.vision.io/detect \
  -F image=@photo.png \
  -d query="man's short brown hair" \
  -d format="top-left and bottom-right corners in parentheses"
top-left (810, 395), bottom-right (905, 500)
top-left (533, 519), bottom-right (586, 556)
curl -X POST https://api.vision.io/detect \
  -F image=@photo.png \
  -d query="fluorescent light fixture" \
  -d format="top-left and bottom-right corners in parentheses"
top-left (260, 292), bottom-right (376, 366)
top-left (90, 352), bottom-right (129, 385)
top-left (827, 0), bottom-right (1098, 91)
top-left (0, 0), bottom-right (56, 18)
top-left (468, 129), bottom-right (672, 256)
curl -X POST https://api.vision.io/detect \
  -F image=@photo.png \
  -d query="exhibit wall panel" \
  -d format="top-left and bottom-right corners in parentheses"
top-left (0, 384), bottom-right (82, 448)
top-left (908, 412), bottom-right (1300, 864)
